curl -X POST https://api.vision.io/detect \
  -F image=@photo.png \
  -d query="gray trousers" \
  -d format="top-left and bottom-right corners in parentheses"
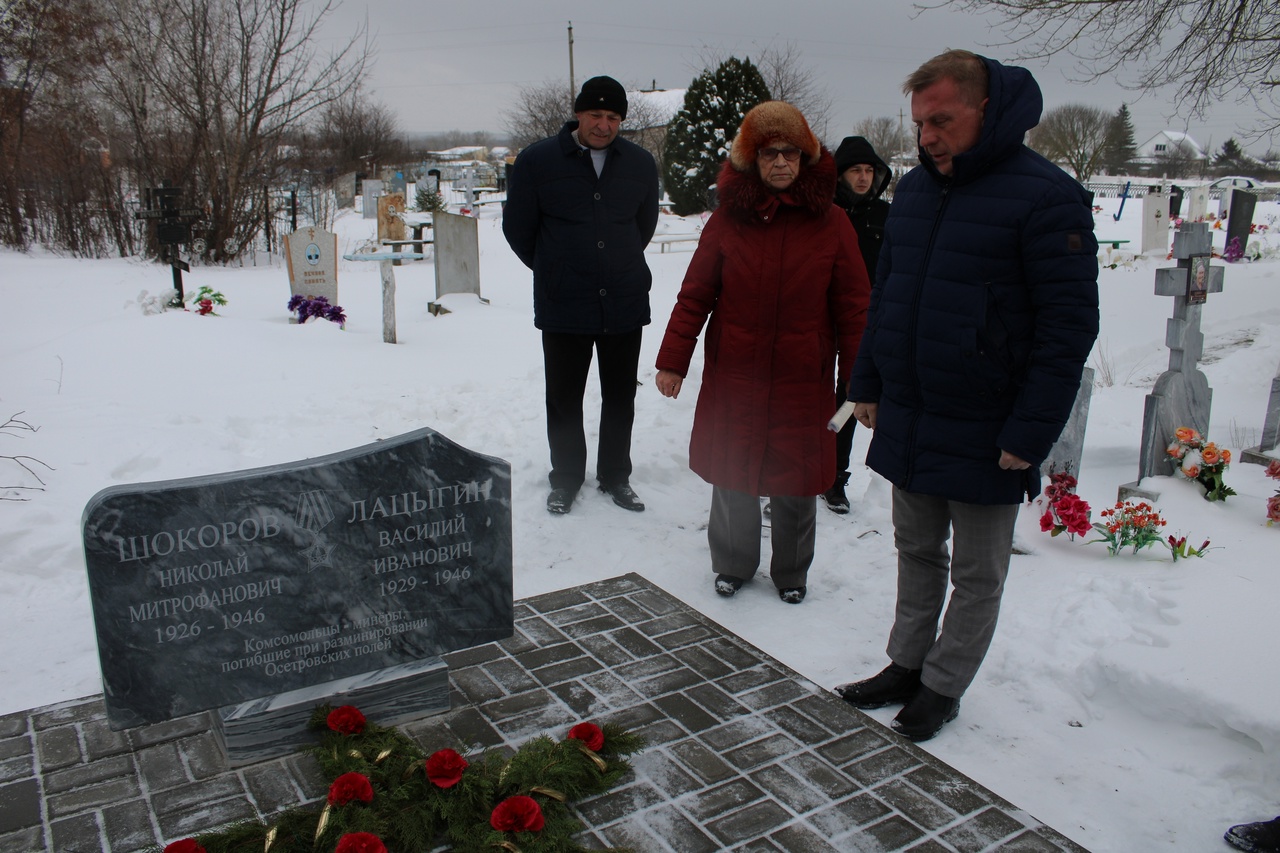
top-left (886, 487), bottom-right (1020, 699)
top-left (709, 486), bottom-right (816, 588)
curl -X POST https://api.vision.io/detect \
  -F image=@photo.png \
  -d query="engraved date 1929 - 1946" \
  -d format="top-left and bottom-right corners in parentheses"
top-left (379, 567), bottom-right (472, 596)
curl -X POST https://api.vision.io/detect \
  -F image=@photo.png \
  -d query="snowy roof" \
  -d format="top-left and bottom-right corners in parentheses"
top-left (627, 88), bottom-right (686, 129)
top-left (430, 146), bottom-right (488, 160)
top-left (1135, 130), bottom-right (1207, 160)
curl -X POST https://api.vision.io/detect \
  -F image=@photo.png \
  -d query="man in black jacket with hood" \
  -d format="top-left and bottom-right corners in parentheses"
top-left (824, 137), bottom-right (892, 514)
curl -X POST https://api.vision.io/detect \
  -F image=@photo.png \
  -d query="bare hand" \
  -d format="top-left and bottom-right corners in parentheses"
top-left (853, 402), bottom-right (878, 430)
top-left (999, 450), bottom-right (1031, 470)
top-left (656, 369), bottom-right (683, 399)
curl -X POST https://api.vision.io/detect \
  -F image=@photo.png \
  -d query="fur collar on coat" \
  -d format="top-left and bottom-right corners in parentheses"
top-left (715, 148), bottom-right (838, 223)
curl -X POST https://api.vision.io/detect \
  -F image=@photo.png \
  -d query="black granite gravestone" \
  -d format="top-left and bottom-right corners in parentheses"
top-left (82, 427), bottom-right (513, 730)
top-left (1225, 189), bottom-right (1258, 258)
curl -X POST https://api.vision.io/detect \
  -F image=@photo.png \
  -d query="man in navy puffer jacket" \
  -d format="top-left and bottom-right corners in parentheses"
top-left (503, 76), bottom-right (659, 516)
top-left (836, 50), bottom-right (1099, 741)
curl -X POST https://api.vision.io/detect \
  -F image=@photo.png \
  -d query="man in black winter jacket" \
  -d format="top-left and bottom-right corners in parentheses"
top-left (824, 137), bottom-right (892, 514)
top-left (836, 50), bottom-right (1098, 742)
top-left (503, 76), bottom-right (659, 516)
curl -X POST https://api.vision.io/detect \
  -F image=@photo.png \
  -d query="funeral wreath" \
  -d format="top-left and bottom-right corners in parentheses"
top-left (159, 704), bottom-right (644, 853)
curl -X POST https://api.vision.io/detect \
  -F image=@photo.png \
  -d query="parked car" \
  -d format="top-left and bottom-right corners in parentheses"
top-left (1209, 176), bottom-right (1260, 191)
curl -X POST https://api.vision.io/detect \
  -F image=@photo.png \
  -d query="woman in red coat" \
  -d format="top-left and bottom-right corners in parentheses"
top-left (655, 101), bottom-right (870, 604)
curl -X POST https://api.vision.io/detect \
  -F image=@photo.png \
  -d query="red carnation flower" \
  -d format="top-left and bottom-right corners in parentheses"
top-left (425, 748), bottom-right (468, 788)
top-left (328, 772), bottom-right (374, 806)
top-left (326, 705), bottom-right (367, 735)
top-left (490, 795), bottom-right (545, 833)
top-left (334, 832), bottom-right (387, 853)
top-left (567, 722), bottom-right (605, 752)
top-left (163, 841), bottom-right (206, 853)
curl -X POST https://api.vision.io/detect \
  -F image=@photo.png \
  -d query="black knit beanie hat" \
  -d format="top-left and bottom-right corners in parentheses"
top-left (574, 76), bottom-right (628, 120)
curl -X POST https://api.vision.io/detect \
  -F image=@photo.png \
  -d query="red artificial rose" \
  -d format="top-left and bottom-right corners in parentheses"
top-left (163, 840), bottom-right (206, 853)
top-left (567, 722), bottom-right (604, 752)
top-left (425, 748), bottom-right (468, 788)
top-left (326, 705), bottom-right (367, 735)
top-left (334, 832), bottom-right (387, 853)
top-left (490, 795), bottom-right (545, 833)
top-left (327, 772), bottom-right (374, 806)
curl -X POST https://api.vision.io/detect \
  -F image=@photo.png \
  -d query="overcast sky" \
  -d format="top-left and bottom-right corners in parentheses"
top-left (315, 1), bottom-right (1277, 158)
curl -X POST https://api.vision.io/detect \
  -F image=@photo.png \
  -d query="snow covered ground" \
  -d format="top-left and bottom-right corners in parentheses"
top-left (3, 194), bottom-right (1280, 851)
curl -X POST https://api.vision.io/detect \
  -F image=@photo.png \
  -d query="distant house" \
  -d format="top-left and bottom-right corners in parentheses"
top-left (1134, 130), bottom-right (1208, 176)
top-left (622, 86), bottom-right (686, 162)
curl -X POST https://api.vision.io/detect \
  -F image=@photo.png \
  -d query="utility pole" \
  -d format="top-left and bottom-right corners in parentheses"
top-left (898, 108), bottom-right (907, 175)
top-left (567, 22), bottom-right (575, 112)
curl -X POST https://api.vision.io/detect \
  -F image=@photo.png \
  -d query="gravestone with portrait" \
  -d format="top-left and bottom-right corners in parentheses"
top-left (283, 226), bottom-right (339, 305)
top-left (82, 427), bottom-right (513, 764)
top-left (1119, 221), bottom-right (1224, 501)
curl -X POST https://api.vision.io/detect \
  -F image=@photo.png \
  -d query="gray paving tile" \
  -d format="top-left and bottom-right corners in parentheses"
top-left (3, 573), bottom-right (1086, 853)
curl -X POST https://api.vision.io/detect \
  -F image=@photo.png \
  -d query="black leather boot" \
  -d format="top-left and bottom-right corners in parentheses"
top-left (834, 662), bottom-right (921, 709)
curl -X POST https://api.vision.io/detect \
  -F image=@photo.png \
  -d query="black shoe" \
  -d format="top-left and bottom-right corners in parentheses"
top-left (599, 482), bottom-right (645, 512)
top-left (891, 685), bottom-right (960, 742)
top-left (547, 487), bottom-right (576, 515)
top-left (835, 662), bottom-right (922, 709)
top-left (715, 575), bottom-right (745, 597)
top-left (778, 586), bottom-right (806, 604)
top-left (1226, 816), bottom-right (1280, 853)
top-left (822, 482), bottom-right (850, 514)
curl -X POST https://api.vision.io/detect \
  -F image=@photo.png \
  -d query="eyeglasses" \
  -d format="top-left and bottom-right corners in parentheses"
top-left (758, 147), bottom-right (801, 162)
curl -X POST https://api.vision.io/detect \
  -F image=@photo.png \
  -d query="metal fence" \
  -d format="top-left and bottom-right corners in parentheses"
top-left (1087, 179), bottom-right (1279, 202)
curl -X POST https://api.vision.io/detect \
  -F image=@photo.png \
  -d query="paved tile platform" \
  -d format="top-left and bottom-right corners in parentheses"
top-left (0, 574), bottom-right (1088, 852)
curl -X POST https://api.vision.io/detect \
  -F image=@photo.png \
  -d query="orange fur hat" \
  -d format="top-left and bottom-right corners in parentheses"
top-left (728, 101), bottom-right (821, 171)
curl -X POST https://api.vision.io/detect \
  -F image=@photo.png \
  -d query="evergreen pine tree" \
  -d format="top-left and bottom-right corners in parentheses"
top-left (663, 57), bottom-right (771, 215)
top-left (1215, 138), bottom-right (1246, 171)
top-left (1102, 104), bottom-right (1136, 175)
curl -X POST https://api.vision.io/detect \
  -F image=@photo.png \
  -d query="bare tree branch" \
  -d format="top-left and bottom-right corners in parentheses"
top-left (1028, 102), bottom-right (1111, 181)
top-left (1, 412), bottom-right (53, 501)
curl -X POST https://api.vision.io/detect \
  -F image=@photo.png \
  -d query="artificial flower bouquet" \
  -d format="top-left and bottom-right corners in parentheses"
top-left (162, 704), bottom-right (644, 853)
top-left (1037, 470), bottom-right (1092, 540)
top-left (1167, 427), bottom-right (1236, 501)
top-left (1090, 500), bottom-right (1167, 556)
top-left (188, 285), bottom-right (227, 316)
top-left (288, 294), bottom-right (347, 328)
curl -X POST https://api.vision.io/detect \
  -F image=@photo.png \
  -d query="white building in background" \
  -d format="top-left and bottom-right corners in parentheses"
top-left (1134, 130), bottom-right (1208, 174)
top-left (622, 87), bottom-right (685, 144)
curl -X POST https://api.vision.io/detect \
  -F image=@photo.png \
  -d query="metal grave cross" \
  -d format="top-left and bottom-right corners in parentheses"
top-left (134, 184), bottom-right (203, 305)
top-left (1121, 221), bottom-right (1225, 500)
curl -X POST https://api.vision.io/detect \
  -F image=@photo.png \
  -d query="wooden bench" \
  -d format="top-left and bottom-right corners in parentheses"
top-left (650, 234), bottom-right (701, 253)
top-left (381, 238), bottom-right (433, 251)
top-left (381, 227), bottom-right (433, 263)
